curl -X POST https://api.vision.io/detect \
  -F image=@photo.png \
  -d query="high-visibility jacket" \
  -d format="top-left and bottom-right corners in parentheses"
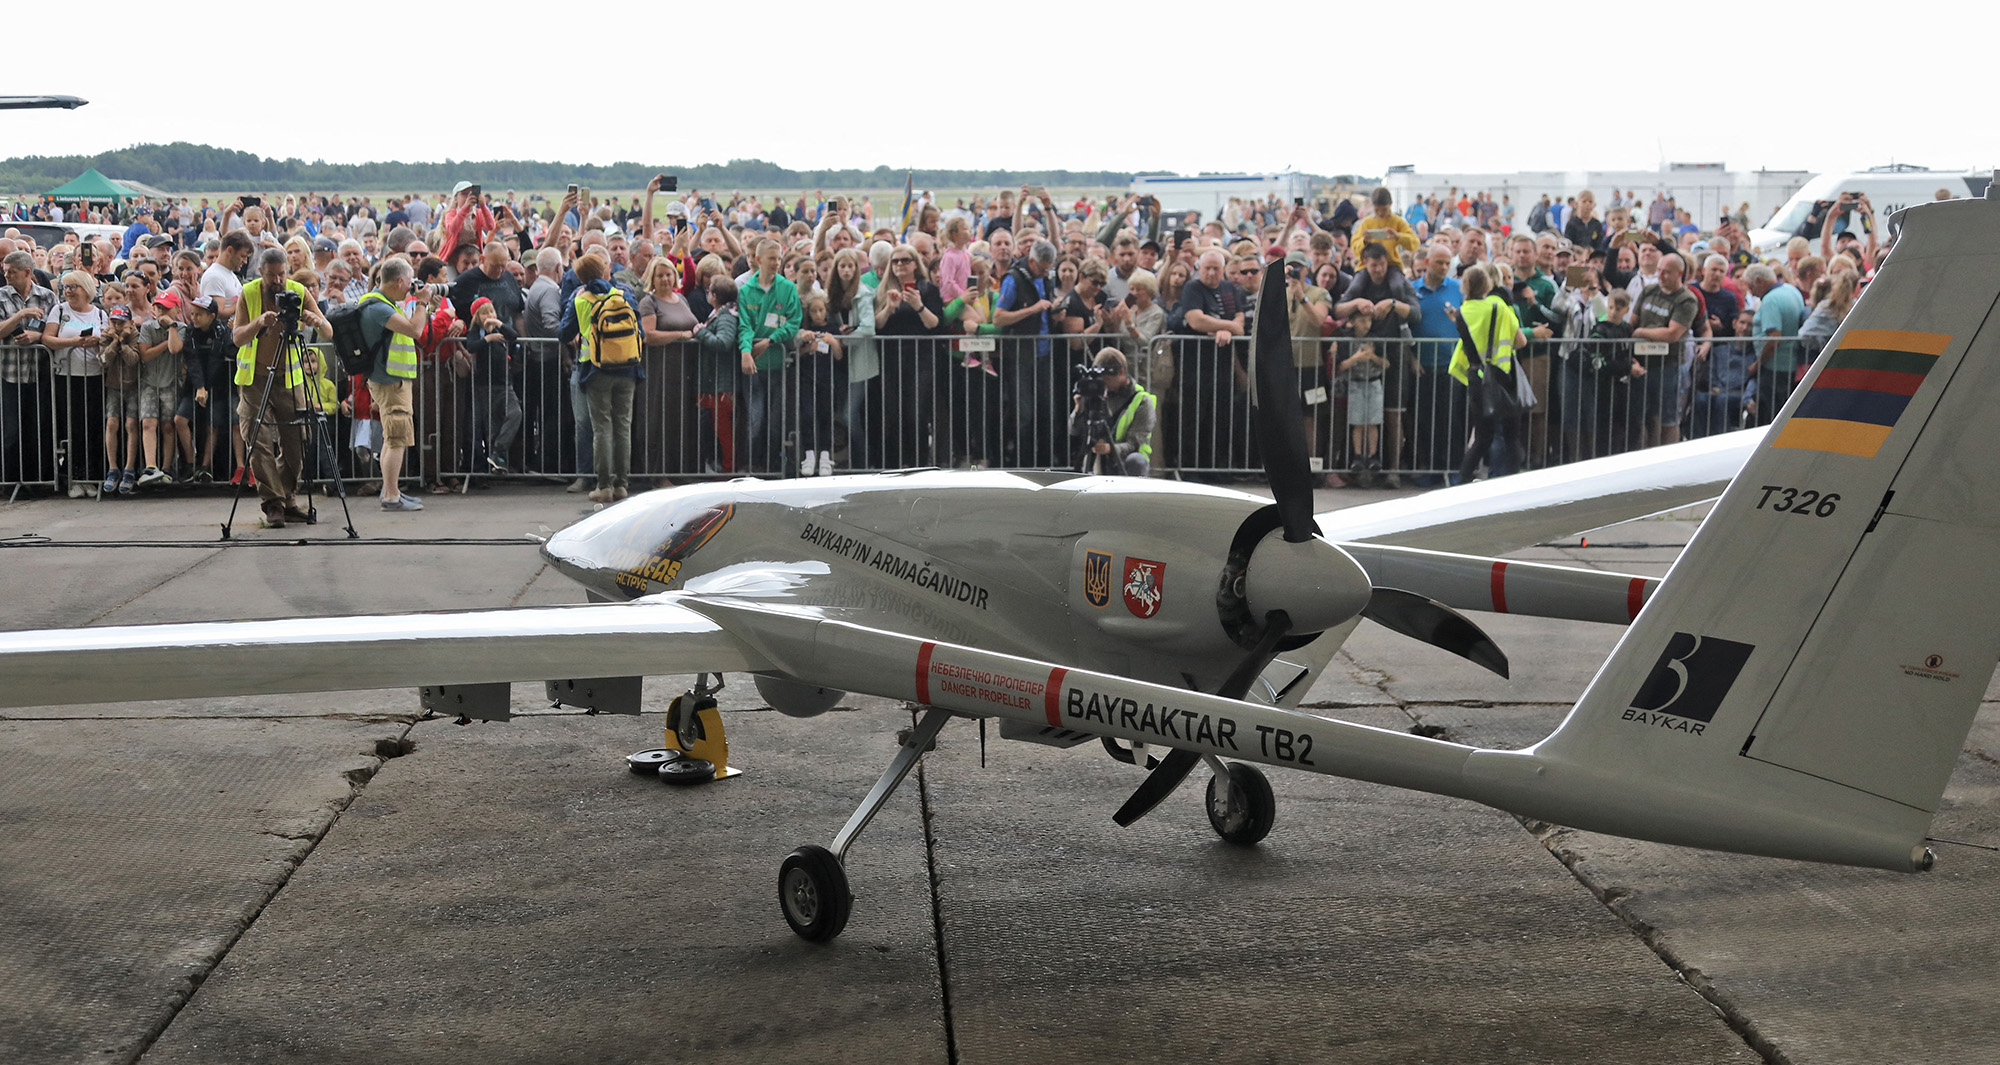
top-left (1448, 295), bottom-right (1519, 386)
top-left (1112, 386), bottom-right (1156, 458)
top-left (233, 277), bottom-right (311, 387)
top-left (361, 291), bottom-right (418, 379)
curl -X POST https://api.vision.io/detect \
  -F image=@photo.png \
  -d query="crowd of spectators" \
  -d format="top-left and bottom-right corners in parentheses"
top-left (0, 174), bottom-right (1870, 501)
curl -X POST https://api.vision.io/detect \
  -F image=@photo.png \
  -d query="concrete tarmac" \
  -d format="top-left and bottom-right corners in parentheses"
top-left (1, 482), bottom-right (1994, 1064)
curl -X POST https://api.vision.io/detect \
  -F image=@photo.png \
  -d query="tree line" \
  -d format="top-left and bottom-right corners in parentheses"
top-left (0, 142), bottom-right (1136, 194)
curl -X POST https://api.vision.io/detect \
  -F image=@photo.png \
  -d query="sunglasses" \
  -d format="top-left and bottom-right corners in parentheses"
top-left (891, 258), bottom-right (916, 265)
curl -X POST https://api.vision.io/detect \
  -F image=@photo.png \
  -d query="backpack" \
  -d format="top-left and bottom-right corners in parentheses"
top-left (327, 294), bottom-right (390, 376)
top-left (586, 288), bottom-right (641, 365)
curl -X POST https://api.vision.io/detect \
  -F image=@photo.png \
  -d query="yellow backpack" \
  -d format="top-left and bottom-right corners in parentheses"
top-left (587, 288), bottom-right (642, 365)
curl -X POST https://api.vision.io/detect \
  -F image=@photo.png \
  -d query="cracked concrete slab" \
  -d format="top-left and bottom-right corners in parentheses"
top-left (921, 706), bottom-right (1756, 1063)
top-left (138, 707), bottom-right (946, 1065)
top-left (0, 715), bottom-right (406, 1065)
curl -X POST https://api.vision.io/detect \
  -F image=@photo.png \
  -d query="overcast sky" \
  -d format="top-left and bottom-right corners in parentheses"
top-left (5, 0), bottom-right (1988, 183)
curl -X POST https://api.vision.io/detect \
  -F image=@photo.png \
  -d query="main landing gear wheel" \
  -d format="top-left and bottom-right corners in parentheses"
top-left (1206, 762), bottom-right (1276, 845)
top-left (779, 844), bottom-right (852, 942)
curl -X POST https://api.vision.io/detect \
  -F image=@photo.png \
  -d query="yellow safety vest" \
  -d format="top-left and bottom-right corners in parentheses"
top-left (571, 288), bottom-right (598, 364)
top-left (1447, 295), bottom-right (1518, 386)
top-left (361, 291), bottom-right (419, 379)
top-left (233, 277), bottom-right (311, 387)
top-left (1112, 387), bottom-right (1156, 458)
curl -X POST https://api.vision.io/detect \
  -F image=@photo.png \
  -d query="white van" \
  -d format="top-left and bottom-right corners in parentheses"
top-left (9, 220), bottom-right (132, 251)
top-left (1748, 165), bottom-right (1992, 257)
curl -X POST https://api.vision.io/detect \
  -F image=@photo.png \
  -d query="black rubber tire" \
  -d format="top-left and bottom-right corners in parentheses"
top-left (626, 748), bottom-right (684, 775)
top-left (1205, 762), bottom-right (1276, 845)
top-left (658, 756), bottom-right (715, 785)
top-left (778, 845), bottom-right (852, 942)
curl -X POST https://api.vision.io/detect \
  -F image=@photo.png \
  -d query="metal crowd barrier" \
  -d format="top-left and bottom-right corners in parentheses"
top-left (0, 331), bottom-right (1812, 497)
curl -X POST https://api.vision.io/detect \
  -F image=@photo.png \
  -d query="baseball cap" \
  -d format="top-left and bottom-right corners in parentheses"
top-left (143, 235), bottom-right (176, 250)
top-left (189, 295), bottom-right (217, 313)
top-left (1283, 250), bottom-right (1310, 268)
top-left (312, 236), bottom-right (337, 253)
top-left (135, 205), bottom-right (152, 216)
top-left (153, 290), bottom-right (182, 310)
top-left (108, 306), bottom-right (132, 320)
top-left (450, 180), bottom-right (480, 199)
top-left (1139, 239), bottom-right (1161, 253)
top-left (663, 201), bottom-right (688, 217)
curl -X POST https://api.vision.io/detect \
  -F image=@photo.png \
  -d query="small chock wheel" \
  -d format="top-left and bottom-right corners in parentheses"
top-left (626, 748), bottom-right (684, 775)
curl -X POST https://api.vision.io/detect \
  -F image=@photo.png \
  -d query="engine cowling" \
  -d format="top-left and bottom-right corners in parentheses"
top-left (754, 674), bottom-right (847, 718)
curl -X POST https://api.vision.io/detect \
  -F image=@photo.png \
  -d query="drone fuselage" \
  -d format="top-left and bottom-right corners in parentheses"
top-left (541, 471), bottom-right (1361, 700)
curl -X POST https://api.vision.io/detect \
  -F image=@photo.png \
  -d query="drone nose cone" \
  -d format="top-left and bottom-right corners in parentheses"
top-left (541, 513), bottom-right (618, 585)
top-left (1243, 534), bottom-right (1373, 635)
top-left (540, 526), bottom-right (588, 581)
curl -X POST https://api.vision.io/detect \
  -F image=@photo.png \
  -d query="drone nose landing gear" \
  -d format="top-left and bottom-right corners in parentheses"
top-left (779, 704), bottom-right (955, 943)
top-left (623, 674), bottom-right (741, 783)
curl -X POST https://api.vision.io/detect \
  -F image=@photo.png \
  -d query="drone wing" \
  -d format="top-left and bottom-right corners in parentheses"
top-left (1317, 429), bottom-right (1760, 556)
top-left (0, 598), bottom-right (767, 710)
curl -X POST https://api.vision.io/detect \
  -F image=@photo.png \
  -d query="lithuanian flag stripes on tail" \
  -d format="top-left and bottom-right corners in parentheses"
top-left (1771, 329), bottom-right (1952, 458)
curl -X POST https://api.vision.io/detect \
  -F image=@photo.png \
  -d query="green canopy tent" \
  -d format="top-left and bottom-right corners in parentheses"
top-left (44, 168), bottom-right (138, 203)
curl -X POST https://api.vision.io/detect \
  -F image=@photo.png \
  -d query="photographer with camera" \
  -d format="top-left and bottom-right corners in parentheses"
top-left (231, 248), bottom-right (333, 527)
top-left (1067, 348), bottom-right (1154, 477)
top-left (359, 257), bottom-right (444, 511)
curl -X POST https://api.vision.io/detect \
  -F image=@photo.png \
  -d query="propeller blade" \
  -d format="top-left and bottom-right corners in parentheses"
top-left (1111, 748), bottom-right (1202, 827)
top-left (1251, 259), bottom-right (1318, 543)
top-left (1362, 587), bottom-right (1511, 678)
top-left (1218, 610), bottom-right (1293, 699)
top-left (1111, 612), bottom-right (1293, 829)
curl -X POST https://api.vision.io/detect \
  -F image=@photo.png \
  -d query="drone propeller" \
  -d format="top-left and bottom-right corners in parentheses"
top-left (1112, 262), bottom-right (1509, 827)
top-left (1362, 588), bottom-right (1509, 678)
top-left (1252, 257), bottom-right (1319, 544)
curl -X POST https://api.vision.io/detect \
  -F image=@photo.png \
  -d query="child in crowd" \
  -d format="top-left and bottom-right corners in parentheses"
top-left (296, 344), bottom-right (350, 491)
top-left (97, 299), bottom-right (144, 495)
top-left (1336, 306), bottom-right (1388, 484)
top-left (1586, 289), bottom-right (1644, 380)
top-left (135, 291), bottom-right (192, 486)
top-left (794, 293), bottom-right (842, 476)
top-left (693, 275), bottom-right (740, 474)
top-left (1692, 307), bottom-right (1759, 437)
top-left (936, 216), bottom-right (973, 302)
top-left (171, 295), bottom-right (233, 483)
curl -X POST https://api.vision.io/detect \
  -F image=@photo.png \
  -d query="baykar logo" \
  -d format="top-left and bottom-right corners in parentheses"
top-left (1122, 557), bottom-right (1165, 618)
top-left (1083, 550), bottom-right (1112, 608)
top-left (1620, 632), bottom-right (1754, 737)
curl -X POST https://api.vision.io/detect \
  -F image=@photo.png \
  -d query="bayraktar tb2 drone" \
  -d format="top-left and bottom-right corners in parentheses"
top-left (5, 192), bottom-right (1996, 943)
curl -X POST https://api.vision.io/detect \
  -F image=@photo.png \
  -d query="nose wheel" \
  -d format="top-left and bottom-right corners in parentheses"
top-left (1205, 761), bottom-right (1276, 845)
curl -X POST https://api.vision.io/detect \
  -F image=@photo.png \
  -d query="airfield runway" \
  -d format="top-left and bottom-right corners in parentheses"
top-left (1, 482), bottom-right (1994, 1064)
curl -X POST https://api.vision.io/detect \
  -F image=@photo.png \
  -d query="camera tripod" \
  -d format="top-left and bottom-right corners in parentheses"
top-left (221, 328), bottom-right (358, 540)
top-left (1073, 365), bottom-right (1117, 476)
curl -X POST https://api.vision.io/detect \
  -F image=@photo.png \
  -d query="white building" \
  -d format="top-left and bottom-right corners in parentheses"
top-left (1380, 164), bottom-right (1813, 233)
top-left (1128, 173), bottom-right (1314, 223)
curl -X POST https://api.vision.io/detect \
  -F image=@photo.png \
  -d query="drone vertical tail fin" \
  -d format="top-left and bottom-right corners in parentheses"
top-left (1463, 191), bottom-right (2000, 870)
